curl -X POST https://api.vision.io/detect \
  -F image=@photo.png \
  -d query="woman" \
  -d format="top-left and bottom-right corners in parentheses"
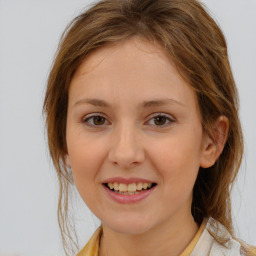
top-left (43, 0), bottom-right (256, 255)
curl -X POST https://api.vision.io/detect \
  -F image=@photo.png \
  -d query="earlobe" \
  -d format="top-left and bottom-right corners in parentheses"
top-left (200, 116), bottom-right (229, 168)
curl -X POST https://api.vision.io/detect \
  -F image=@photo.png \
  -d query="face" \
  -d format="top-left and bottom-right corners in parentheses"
top-left (66, 37), bottom-right (209, 235)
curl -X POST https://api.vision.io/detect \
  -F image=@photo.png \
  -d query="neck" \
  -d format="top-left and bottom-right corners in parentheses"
top-left (99, 213), bottom-right (199, 256)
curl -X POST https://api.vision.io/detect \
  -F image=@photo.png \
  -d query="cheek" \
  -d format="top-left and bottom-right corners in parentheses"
top-left (67, 133), bottom-right (107, 192)
top-left (149, 130), bottom-right (202, 189)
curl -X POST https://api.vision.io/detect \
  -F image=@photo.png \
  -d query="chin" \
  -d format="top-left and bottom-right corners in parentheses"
top-left (103, 216), bottom-right (153, 235)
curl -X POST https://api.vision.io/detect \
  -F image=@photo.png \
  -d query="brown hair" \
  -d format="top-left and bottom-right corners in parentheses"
top-left (43, 0), bottom-right (256, 255)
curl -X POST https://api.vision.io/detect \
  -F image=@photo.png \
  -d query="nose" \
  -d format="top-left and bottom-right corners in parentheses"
top-left (107, 124), bottom-right (145, 169)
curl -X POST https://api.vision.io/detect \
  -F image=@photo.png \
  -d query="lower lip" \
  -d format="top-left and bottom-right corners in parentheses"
top-left (102, 185), bottom-right (157, 204)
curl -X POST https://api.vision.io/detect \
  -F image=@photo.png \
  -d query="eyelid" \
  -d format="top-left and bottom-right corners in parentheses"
top-left (147, 112), bottom-right (175, 120)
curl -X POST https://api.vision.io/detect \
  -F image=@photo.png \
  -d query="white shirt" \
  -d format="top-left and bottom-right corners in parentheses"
top-left (191, 218), bottom-right (242, 256)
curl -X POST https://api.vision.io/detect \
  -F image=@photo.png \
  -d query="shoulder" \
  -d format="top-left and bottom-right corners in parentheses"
top-left (191, 218), bottom-right (243, 256)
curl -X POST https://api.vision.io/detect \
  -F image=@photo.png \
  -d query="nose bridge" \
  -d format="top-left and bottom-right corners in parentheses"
top-left (108, 121), bottom-right (145, 169)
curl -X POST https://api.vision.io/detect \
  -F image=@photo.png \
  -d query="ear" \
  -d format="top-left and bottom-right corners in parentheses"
top-left (200, 116), bottom-right (229, 168)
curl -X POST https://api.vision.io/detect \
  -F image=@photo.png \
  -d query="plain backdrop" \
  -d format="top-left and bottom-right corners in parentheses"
top-left (0, 0), bottom-right (255, 255)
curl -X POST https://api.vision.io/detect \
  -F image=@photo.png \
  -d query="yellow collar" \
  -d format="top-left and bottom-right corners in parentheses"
top-left (77, 219), bottom-right (207, 256)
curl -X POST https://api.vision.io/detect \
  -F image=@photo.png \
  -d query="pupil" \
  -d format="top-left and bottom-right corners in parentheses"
top-left (94, 116), bottom-right (105, 125)
top-left (155, 116), bottom-right (166, 125)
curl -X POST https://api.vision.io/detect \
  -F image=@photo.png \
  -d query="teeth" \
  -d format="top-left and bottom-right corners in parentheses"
top-left (114, 182), bottom-right (119, 191)
top-left (137, 182), bottom-right (143, 190)
top-left (119, 183), bottom-right (128, 192)
top-left (143, 183), bottom-right (148, 189)
top-left (128, 183), bottom-right (136, 192)
top-left (108, 183), bottom-right (114, 189)
top-left (107, 182), bottom-right (154, 192)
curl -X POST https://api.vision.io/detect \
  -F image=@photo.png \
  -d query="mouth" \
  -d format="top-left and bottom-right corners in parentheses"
top-left (103, 182), bottom-right (157, 195)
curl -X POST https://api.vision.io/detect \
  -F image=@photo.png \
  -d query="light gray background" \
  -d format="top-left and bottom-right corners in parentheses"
top-left (0, 0), bottom-right (255, 255)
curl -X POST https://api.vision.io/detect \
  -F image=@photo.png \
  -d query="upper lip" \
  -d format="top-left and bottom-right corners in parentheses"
top-left (102, 177), bottom-right (156, 184)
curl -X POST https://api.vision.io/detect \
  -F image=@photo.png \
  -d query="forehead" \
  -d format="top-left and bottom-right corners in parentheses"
top-left (69, 37), bottom-right (198, 111)
top-left (74, 37), bottom-right (175, 77)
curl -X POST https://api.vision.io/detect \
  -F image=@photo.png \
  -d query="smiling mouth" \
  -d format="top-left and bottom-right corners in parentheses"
top-left (103, 182), bottom-right (157, 195)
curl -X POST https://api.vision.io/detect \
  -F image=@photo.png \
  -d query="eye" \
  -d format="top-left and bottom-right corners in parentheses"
top-left (82, 113), bottom-right (174, 128)
top-left (82, 114), bottom-right (109, 127)
top-left (147, 114), bottom-right (175, 127)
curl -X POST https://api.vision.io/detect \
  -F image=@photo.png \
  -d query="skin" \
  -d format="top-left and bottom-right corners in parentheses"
top-left (66, 37), bottom-right (228, 256)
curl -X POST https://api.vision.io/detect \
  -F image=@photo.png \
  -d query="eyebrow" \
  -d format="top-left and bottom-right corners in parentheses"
top-left (73, 98), bottom-right (185, 108)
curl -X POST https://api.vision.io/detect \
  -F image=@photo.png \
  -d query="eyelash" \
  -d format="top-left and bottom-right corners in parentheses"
top-left (82, 113), bottom-right (175, 128)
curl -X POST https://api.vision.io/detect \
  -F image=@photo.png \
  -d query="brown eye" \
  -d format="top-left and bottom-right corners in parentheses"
top-left (147, 114), bottom-right (174, 128)
top-left (83, 115), bottom-right (108, 127)
top-left (92, 116), bottom-right (106, 125)
top-left (154, 116), bottom-right (167, 126)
